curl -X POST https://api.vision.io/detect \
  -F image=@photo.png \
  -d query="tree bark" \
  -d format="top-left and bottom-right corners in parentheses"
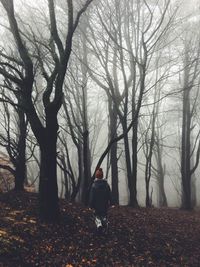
top-left (82, 130), bottom-right (91, 203)
top-left (181, 49), bottom-right (192, 210)
top-left (131, 119), bottom-right (139, 207)
top-left (71, 143), bottom-right (83, 202)
top-left (109, 101), bottom-right (119, 204)
top-left (14, 107), bottom-right (27, 191)
top-left (145, 180), bottom-right (150, 207)
top-left (122, 122), bottom-right (135, 207)
top-left (39, 113), bottom-right (59, 221)
top-left (156, 144), bottom-right (168, 207)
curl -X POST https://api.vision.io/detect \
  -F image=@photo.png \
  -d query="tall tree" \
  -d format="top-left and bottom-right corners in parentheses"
top-left (86, 0), bottom-right (176, 207)
top-left (0, 0), bottom-right (93, 221)
top-left (0, 86), bottom-right (27, 191)
top-left (181, 40), bottom-right (200, 210)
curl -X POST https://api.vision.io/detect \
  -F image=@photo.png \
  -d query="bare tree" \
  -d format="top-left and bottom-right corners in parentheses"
top-left (0, 0), bottom-right (93, 221)
top-left (180, 37), bottom-right (200, 210)
top-left (154, 132), bottom-right (168, 207)
top-left (0, 84), bottom-right (28, 191)
top-left (85, 0), bottom-right (177, 207)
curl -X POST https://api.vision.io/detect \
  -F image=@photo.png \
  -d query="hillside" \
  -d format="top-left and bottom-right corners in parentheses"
top-left (0, 191), bottom-right (200, 266)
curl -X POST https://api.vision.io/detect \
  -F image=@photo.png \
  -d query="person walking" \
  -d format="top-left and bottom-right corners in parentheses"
top-left (89, 168), bottom-right (112, 234)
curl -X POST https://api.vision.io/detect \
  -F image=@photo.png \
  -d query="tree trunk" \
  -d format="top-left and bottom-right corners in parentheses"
top-left (60, 156), bottom-right (70, 200)
top-left (145, 149), bottom-right (151, 207)
top-left (181, 52), bottom-right (192, 210)
top-left (132, 119), bottom-right (139, 207)
top-left (71, 144), bottom-right (83, 202)
top-left (14, 103), bottom-right (27, 191)
top-left (191, 174), bottom-right (197, 208)
top-left (157, 163), bottom-right (167, 207)
top-left (82, 130), bottom-right (91, 204)
top-left (110, 140), bottom-right (119, 204)
top-left (181, 98), bottom-right (192, 209)
top-left (145, 180), bottom-right (150, 207)
top-left (122, 122), bottom-right (137, 207)
top-left (109, 101), bottom-right (119, 204)
top-left (26, 104), bottom-right (60, 221)
top-left (38, 114), bottom-right (59, 221)
top-left (155, 137), bottom-right (168, 207)
top-left (145, 174), bottom-right (150, 207)
top-left (39, 139), bottom-right (59, 221)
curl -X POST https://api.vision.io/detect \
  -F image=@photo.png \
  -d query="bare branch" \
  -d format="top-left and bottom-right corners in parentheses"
top-left (48, 0), bottom-right (64, 57)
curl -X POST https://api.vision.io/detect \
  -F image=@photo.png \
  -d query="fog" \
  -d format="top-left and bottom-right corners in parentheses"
top-left (0, 0), bottom-right (200, 210)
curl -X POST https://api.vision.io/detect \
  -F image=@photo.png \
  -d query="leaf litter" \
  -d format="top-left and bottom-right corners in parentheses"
top-left (0, 191), bottom-right (200, 266)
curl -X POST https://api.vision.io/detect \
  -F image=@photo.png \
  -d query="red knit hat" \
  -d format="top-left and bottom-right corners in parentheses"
top-left (95, 168), bottom-right (103, 179)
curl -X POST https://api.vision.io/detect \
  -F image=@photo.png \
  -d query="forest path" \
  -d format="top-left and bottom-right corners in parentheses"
top-left (0, 191), bottom-right (200, 266)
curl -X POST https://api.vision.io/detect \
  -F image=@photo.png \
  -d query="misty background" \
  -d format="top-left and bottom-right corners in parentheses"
top-left (0, 0), bottom-right (200, 210)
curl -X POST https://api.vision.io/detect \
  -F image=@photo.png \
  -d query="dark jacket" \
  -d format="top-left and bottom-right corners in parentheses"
top-left (89, 179), bottom-right (112, 216)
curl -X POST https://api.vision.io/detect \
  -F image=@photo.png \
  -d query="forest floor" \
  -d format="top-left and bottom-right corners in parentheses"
top-left (0, 191), bottom-right (200, 267)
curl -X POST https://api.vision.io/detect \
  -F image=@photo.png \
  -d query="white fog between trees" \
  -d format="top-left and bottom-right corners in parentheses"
top-left (0, 0), bottom-right (200, 221)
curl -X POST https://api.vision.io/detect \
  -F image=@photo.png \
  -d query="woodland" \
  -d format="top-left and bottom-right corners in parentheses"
top-left (0, 0), bottom-right (200, 266)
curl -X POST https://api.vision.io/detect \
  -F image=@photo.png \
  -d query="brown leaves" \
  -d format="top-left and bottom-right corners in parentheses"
top-left (1, 191), bottom-right (200, 266)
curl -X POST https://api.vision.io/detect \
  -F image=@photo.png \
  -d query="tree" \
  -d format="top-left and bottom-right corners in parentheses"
top-left (0, 84), bottom-right (27, 191)
top-left (180, 39), bottom-right (200, 210)
top-left (0, 0), bottom-right (93, 221)
top-left (86, 0), bottom-right (176, 207)
top-left (154, 133), bottom-right (168, 207)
